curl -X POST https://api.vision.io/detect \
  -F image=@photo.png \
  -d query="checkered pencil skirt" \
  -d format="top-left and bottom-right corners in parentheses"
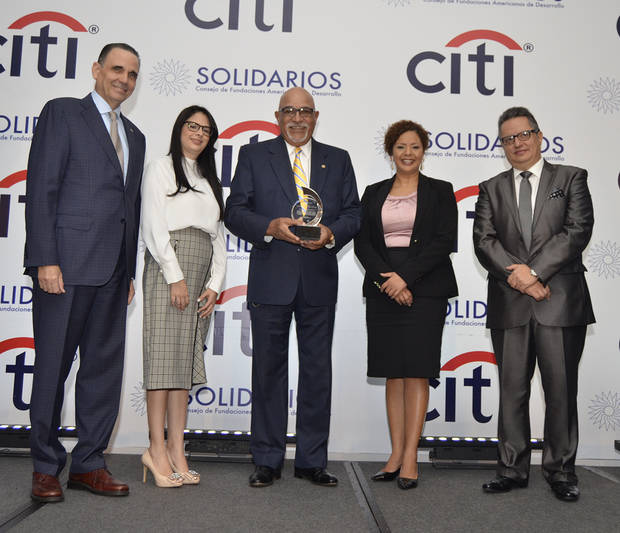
top-left (142, 227), bottom-right (213, 389)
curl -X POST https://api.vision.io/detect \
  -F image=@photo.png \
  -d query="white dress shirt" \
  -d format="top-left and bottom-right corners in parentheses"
top-left (513, 157), bottom-right (545, 216)
top-left (141, 155), bottom-right (226, 293)
top-left (285, 139), bottom-right (312, 182)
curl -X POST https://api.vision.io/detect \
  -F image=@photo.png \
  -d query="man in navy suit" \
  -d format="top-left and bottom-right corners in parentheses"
top-left (474, 107), bottom-right (594, 501)
top-left (225, 87), bottom-right (361, 487)
top-left (24, 43), bottom-right (145, 502)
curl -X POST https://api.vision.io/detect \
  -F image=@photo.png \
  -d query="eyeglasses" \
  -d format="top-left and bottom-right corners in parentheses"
top-left (500, 129), bottom-right (539, 146)
top-left (185, 121), bottom-right (211, 135)
top-left (279, 106), bottom-right (315, 118)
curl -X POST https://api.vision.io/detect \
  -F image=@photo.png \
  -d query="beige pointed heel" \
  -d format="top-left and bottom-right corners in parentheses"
top-left (141, 450), bottom-right (183, 488)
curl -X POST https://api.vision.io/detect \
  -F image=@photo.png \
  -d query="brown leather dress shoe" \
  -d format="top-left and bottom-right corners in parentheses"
top-left (32, 472), bottom-right (64, 503)
top-left (68, 468), bottom-right (129, 496)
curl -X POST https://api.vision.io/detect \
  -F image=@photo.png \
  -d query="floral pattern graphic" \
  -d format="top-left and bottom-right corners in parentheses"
top-left (587, 77), bottom-right (620, 114)
top-left (149, 59), bottom-right (191, 96)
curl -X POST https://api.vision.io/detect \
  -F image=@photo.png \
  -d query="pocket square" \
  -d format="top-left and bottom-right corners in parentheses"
top-left (548, 188), bottom-right (565, 199)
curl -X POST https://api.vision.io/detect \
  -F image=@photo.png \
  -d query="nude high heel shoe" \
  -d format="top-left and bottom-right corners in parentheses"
top-left (141, 450), bottom-right (183, 488)
top-left (167, 452), bottom-right (200, 485)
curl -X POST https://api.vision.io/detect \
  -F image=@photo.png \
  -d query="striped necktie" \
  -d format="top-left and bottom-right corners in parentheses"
top-left (293, 147), bottom-right (308, 211)
top-left (109, 111), bottom-right (124, 174)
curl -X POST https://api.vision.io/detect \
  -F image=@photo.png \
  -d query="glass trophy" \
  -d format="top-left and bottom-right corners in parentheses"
top-left (291, 186), bottom-right (323, 241)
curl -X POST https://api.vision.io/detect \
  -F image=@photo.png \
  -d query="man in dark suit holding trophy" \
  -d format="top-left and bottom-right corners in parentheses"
top-left (225, 87), bottom-right (361, 487)
top-left (473, 106), bottom-right (595, 501)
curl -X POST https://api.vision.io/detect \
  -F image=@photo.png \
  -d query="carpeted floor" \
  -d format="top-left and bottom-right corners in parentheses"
top-left (1, 455), bottom-right (619, 532)
top-left (356, 462), bottom-right (620, 533)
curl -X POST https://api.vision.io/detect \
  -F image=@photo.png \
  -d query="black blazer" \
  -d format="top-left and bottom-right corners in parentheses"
top-left (354, 174), bottom-right (458, 299)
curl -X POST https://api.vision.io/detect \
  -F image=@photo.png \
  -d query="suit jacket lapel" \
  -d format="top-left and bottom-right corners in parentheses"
top-left (80, 94), bottom-right (124, 181)
top-left (500, 169), bottom-right (522, 233)
top-left (373, 177), bottom-right (393, 252)
top-left (309, 139), bottom-right (328, 198)
top-left (410, 174), bottom-right (430, 245)
top-left (270, 136), bottom-right (298, 206)
top-left (532, 160), bottom-right (556, 230)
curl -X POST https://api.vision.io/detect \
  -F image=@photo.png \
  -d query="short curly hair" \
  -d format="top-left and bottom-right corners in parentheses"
top-left (384, 120), bottom-right (429, 155)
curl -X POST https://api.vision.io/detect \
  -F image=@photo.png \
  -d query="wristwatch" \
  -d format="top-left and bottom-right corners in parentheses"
top-left (530, 268), bottom-right (538, 278)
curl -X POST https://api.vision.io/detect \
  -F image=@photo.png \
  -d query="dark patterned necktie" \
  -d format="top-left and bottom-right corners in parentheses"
top-left (518, 171), bottom-right (532, 249)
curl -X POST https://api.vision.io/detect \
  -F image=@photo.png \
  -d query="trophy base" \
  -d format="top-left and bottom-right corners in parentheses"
top-left (293, 225), bottom-right (321, 241)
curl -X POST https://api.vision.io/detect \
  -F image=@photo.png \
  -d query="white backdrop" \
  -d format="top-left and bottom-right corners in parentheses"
top-left (1, 0), bottom-right (619, 463)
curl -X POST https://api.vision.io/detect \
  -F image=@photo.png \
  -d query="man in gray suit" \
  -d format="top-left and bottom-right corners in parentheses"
top-left (473, 107), bottom-right (594, 502)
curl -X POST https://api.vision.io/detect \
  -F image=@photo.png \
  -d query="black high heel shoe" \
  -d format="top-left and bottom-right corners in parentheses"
top-left (371, 467), bottom-right (401, 481)
top-left (397, 476), bottom-right (418, 490)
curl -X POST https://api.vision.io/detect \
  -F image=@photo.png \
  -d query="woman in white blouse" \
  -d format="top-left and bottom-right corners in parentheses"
top-left (140, 105), bottom-right (226, 487)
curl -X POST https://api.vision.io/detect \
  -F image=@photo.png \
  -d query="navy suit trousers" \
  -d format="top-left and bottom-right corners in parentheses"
top-left (248, 281), bottom-right (335, 470)
top-left (29, 245), bottom-right (128, 475)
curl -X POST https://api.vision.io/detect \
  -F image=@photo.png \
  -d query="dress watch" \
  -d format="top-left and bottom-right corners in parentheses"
top-left (530, 268), bottom-right (538, 278)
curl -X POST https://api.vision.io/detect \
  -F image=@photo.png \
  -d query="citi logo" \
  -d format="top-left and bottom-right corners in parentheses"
top-left (218, 120), bottom-right (280, 187)
top-left (0, 170), bottom-right (26, 238)
top-left (0, 11), bottom-right (88, 79)
top-left (185, 0), bottom-right (293, 32)
top-left (407, 29), bottom-right (525, 96)
top-left (427, 351), bottom-right (497, 424)
top-left (1, 337), bottom-right (34, 411)
top-left (452, 184), bottom-right (479, 253)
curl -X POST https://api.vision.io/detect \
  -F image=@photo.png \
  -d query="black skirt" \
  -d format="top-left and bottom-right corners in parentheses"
top-left (366, 248), bottom-right (447, 378)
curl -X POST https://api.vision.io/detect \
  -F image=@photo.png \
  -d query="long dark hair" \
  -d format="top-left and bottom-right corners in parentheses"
top-left (168, 105), bottom-right (224, 220)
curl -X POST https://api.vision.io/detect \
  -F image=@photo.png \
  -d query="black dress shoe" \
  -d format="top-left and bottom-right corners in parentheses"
top-left (482, 476), bottom-right (528, 493)
top-left (249, 465), bottom-right (281, 488)
top-left (550, 481), bottom-right (579, 502)
top-left (294, 467), bottom-right (338, 486)
top-left (397, 476), bottom-right (418, 490)
top-left (371, 468), bottom-right (400, 481)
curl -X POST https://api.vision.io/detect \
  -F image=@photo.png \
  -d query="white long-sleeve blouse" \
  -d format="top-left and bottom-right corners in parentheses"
top-left (141, 155), bottom-right (226, 293)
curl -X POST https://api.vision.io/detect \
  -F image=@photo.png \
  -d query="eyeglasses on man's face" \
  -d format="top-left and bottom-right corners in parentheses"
top-left (279, 106), bottom-right (315, 118)
top-left (184, 121), bottom-right (211, 135)
top-left (500, 129), bottom-right (539, 146)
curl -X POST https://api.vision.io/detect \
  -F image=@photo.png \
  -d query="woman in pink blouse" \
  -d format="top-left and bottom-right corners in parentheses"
top-left (354, 120), bottom-right (458, 489)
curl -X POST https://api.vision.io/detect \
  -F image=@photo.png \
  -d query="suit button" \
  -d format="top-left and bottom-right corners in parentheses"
top-left (297, 248), bottom-right (301, 252)
top-left (413, 239), bottom-right (418, 244)
top-left (120, 218), bottom-right (126, 224)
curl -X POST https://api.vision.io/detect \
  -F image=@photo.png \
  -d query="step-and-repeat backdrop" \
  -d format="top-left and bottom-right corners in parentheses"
top-left (1, 1), bottom-right (619, 461)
